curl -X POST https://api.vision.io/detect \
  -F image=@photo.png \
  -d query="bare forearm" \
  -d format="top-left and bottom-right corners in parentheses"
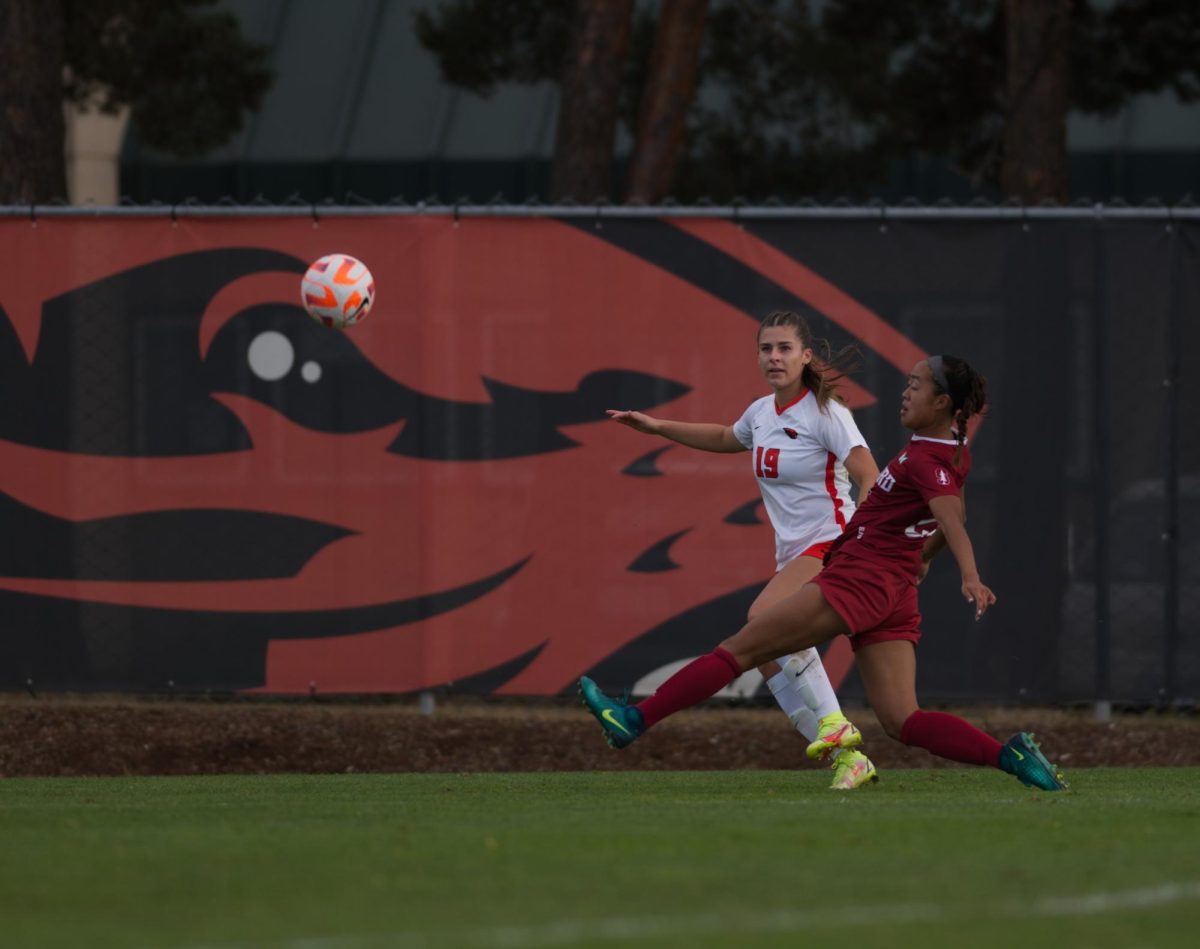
top-left (928, 494), bottom-right (979, 578)
top-left (607, 410), bottom-right (743, 452)
top-left (927, 493), bottom-right (995, 617)
top-left (939, 520), bottom-right (980, 580)
top-left (655, 420), bottom-right (742, 453)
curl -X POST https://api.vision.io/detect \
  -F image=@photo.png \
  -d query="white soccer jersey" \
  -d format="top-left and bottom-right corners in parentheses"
top-left (732, 390), bottom-right (868, 570)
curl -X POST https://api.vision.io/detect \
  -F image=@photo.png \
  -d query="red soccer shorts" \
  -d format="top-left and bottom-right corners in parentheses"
top-left (812, 553), bottom-right (922, 651)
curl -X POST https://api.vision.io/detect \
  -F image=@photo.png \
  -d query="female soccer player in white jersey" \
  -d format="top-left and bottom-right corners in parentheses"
top-left (606, 311), bottom-right (881, 790)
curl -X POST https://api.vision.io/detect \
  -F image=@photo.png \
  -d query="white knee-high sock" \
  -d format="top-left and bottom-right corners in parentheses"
top-left (782, 648), bottom-right (842, 721)
top-left (765, 668), bottom-right (819, 742)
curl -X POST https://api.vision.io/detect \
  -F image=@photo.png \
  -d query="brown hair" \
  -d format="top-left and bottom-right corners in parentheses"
top-left (930, 354), bottom-right (989, 466)
top-left (757, 311), bottom-right (860, 412)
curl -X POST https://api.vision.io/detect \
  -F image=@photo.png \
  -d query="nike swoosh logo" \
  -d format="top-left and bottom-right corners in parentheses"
top-left (1011, 748), bottom-right (1025, 761)
top-left (601, 708), bottom-right (632, 736)
top-left (790, 658), bottom-right (818, 679)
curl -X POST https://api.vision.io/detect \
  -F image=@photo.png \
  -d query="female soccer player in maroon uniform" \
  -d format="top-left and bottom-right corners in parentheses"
top-left (581, 355), bottom-right (1068, 791)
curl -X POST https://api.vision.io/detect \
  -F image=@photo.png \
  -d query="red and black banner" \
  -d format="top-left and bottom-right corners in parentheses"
top-left (0, 212), bottom-right (1195, 703)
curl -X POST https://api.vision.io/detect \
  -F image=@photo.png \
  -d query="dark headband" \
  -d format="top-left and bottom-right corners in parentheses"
top-left (928, 354), bottom-right (949, 392)
top-left (927, 354), bottom-right (962, 409)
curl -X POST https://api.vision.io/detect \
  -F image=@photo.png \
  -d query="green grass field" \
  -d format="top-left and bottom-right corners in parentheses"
top-left (1, 769), bottom-right (1198, 949)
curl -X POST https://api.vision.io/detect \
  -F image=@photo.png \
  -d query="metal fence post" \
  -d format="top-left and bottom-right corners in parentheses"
top-left (1092, 219), bottom-right (1112, 722)
top-left (1163, 218), bottom-right (1181, 705)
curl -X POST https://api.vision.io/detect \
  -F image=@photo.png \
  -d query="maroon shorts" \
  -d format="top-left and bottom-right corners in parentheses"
top-left (812, 555), bottom-right (922, 651)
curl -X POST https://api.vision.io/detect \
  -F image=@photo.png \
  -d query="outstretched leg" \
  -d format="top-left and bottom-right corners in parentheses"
top-left (641, 583), bottom-right (847, 728)
top-left (579, 583), bottom-right (849, 747)
top-left (856, 640), bottom-right (1000, 763)
top-left (855, 640), bottom-right (1067, 790)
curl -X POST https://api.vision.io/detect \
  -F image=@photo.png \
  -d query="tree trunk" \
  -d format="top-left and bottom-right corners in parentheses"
top-left (550, 0), bottom-right (635, 203)
top-left (624, 0), bottom-right (708, 205)
top-left (1001, 0), bottom-right (1070, 204)
top-left (0, 0), bottom-right (67, 203)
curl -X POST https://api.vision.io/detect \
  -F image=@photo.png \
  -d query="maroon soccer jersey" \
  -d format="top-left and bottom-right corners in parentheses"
top-left (826, 435), bottom-right (969, 576)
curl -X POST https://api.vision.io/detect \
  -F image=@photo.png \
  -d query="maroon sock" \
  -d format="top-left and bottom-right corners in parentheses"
top-left (636, 647), bottom-right (743, 729)
top-left (899, 710), bottom-right (1004, 768)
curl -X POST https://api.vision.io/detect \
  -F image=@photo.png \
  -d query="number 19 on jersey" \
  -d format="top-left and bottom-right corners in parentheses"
top-left (756, 447), bottom-right (780, 479)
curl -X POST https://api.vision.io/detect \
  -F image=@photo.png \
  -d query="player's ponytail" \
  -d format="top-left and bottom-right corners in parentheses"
top-left (929, 354), bottom-right (988, 468)
top-left (759, 311), bottom-right (861, 412)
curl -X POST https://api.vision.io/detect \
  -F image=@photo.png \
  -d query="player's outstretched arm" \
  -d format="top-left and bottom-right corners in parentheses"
top-left (928, 493), bottom-right (996, 620)
top-left (606, 410), bottom-right (744, 453)
top-left (917, 486), bottom-right (964, 580)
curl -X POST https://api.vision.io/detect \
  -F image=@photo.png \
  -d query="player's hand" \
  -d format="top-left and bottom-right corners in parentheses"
top-left (915, 561), bottom-right (931, 585)
top-left (961, 577), bottom-right (996, 620)
top-left (606, 409), bottom-right (659, 435)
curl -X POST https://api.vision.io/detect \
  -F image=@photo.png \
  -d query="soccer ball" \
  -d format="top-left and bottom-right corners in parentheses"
top-left (300, 253), bottom-right (375, 328)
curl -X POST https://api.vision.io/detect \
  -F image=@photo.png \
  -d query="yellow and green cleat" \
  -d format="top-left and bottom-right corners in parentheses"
top-left (829, 749), bottom-right (878, 790)
top-left (805, 712), bottom-right (864, 760)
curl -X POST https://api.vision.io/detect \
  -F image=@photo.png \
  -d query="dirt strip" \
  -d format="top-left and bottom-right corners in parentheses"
top-left (2, 695), bottom-right (1196, 777)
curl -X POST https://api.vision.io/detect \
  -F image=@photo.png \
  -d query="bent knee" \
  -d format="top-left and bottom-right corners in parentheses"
top-left (876, 711), bottom-right (911, 742)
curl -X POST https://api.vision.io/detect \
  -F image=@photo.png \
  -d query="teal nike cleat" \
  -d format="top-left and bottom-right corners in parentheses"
top-left (999, 732), bottom-right (1069, 791)
top-left (579, 676), bottom-right (644, 749)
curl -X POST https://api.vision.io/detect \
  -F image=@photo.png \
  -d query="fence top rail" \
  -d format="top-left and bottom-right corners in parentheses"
top-left (2, 203), bottom-right (1197, 221)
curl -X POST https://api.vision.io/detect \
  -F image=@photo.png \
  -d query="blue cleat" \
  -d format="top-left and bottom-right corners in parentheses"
top-left (579, 676), bottom-right (644, 749)
top-left (999, 732), bottom-right (1069, 791)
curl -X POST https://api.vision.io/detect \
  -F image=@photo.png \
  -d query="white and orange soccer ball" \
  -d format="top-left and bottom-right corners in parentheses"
top-left (300, 253), bottom-right (375, 328)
